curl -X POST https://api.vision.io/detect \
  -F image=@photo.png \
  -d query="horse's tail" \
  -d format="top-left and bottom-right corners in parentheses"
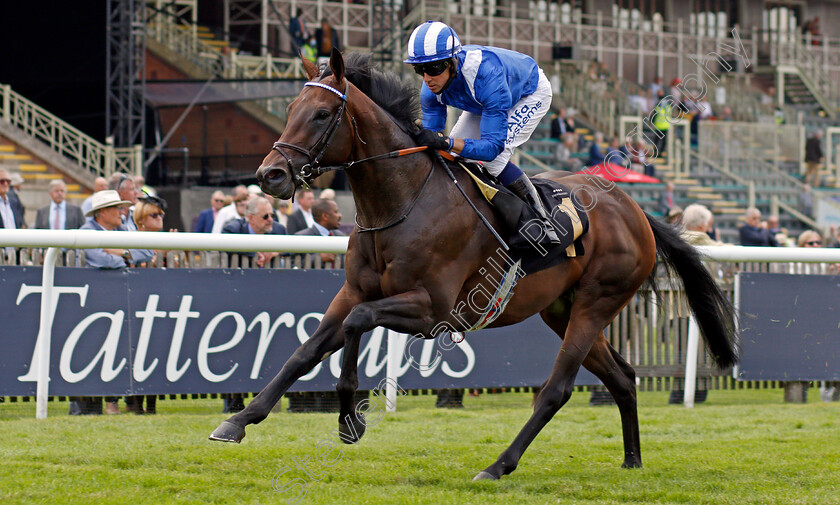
top-left (644, 213), bottom-right (738, 368)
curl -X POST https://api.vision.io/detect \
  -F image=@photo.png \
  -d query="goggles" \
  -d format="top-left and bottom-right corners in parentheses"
top-left (413, 59), bottom-right (449, 77)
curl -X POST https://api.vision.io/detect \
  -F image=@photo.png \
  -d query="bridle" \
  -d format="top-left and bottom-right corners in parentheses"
top-left (271, 81), bottom-right (353, 188)
top-left (269, 78), bottom-right (435, 232)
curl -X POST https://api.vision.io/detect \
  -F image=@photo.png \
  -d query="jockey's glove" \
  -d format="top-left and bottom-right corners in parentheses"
top-left (415, 128), bottom-right (451, 152)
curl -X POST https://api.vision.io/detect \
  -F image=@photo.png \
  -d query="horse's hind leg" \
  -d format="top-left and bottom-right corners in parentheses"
top-left (474, 289), bottom-right (626, 481)
top-left (582, 335), bottom-right (642, 468)
top-left (209, 286), bottom-right (360, 443)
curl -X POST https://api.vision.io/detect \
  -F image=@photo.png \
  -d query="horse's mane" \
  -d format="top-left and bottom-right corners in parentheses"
top-left (320, 53), bottom-right (420, 133)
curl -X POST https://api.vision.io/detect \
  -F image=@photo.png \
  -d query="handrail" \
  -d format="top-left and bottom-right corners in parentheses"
top-left (516, 149), bottom-right (554, 173)
top-left (771, 195), bottom-right (820, 232)
top-left (690, 148), bottom-right (755, 208)
top-left (0, 84), bottom-right (141, 178)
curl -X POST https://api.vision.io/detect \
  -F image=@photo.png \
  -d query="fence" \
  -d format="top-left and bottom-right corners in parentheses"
top-left (2, 229), bottom-right (840, 418)
top-left (0, 85), bottom-right (142, 178)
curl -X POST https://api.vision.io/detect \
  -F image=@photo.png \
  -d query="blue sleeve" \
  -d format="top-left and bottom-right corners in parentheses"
top-left (420, 86), bottom-right (447, 132)
top-left (84, 248), bottom-right (127, 269)
top-left (131, 249), bottom-right (155, 265)
top-left (459, 65), bottom-right (512, 161)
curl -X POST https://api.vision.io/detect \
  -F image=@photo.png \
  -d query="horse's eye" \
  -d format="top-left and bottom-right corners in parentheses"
top-left (314, 110), bottom-right (330, 121)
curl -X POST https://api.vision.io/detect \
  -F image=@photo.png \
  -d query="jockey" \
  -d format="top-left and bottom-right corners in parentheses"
top-left (405, 20), bottom-right (559, 243)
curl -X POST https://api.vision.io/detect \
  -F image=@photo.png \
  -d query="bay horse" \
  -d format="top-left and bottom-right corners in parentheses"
top-left (210, 50), bottom-right (737, 480)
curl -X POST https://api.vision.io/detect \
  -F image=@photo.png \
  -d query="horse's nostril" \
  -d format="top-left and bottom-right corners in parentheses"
top-left (265, 169), bottom-right (285, 182)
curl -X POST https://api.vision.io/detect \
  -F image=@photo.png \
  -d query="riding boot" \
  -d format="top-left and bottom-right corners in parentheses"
top-left (506, 174), bottom-right (561, 243)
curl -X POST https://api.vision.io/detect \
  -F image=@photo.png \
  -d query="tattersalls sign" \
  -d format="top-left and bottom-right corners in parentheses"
top-left (0, 267), bottom-right (598, 396)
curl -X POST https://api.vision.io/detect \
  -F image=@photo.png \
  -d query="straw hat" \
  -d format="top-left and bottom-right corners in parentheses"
top-left (85, 190), bottom-right (132, 217)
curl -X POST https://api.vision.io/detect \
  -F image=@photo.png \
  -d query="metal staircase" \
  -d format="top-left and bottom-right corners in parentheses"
top-left (756, 37), bottom-right (838, 118)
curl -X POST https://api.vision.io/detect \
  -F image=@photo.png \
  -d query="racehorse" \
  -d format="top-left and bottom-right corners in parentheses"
top-left (210, 50), bottom-right (737, 480)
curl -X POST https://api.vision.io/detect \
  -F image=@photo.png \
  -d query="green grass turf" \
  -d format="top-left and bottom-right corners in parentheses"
top-left (1, 388), bottom-right (838, 504)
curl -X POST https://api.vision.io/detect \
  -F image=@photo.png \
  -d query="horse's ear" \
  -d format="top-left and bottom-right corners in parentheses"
top-left (329, 48), bottom-right (345, 85)
top-left (301, 52), bottom-right (319, 80)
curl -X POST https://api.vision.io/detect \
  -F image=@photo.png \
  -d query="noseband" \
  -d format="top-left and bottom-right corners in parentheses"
top-left (272, 82), bottom-right (350, 187)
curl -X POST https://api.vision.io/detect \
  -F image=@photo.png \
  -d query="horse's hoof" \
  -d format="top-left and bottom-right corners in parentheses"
top-left (473, 471), bottom-right (498, 481)
top-left (208, 421), bottom-right (246, 443)
top-left (621, 460), bottom-right (642, 469)
top-left (337, 414), bottom-right (366, 445)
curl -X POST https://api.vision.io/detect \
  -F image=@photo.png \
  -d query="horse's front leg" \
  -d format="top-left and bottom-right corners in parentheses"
top-left (209, 286), bottom-right (361, 443)
top-left (335, 289), bottom-right (435, 444)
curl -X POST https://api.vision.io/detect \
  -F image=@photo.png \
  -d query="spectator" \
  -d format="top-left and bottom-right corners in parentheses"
top-left (195, 190), bottom-right (226, 233)
top-left (80, 190), bottom-right (133, 268)
top-left (739, 207), bottom-right (779, 246)
top-left (718, 106), bottom-right (733, 121)
top-left (658, 181), bottom-right (675, 216)
top-left (549, 109), bottom-right (566, 140)
top-left (130, 195), bottom-right (169, 267)
top-left (135, 174), bottom-right (156, 196)
top-left (552, 133), bottom-right (583, 172)
top-left (799, 184), bottom-right (814, 217)
top-left (319, 188), bottom-right (336, 201)
top-left (211, 185), bottom-right (249, 233)
top-left (797, 229), bottom-right (823, 248)
top-left (626, 137), bottom-right (655, 178)
top-left (8, 172), bottom-right (25, 223)
top-left (302, 36), bottom-right (318, 64)
top-left (289, 7), bottom-right (309, 51)
top-left (669, 78), bottom-right (683, 104)
top-left (222, 196), bottom-right (287, 268)
top-left (123, 194), bottom-right (169, 415)
top-left (707, 212), bottom-right (720, 242)
top-left (667, 206), bottom-right (683, 226)
top-left (680, 204), bottom-right (721, 246)
top-left (286, 187), bottom-right (315, 234)
top-left (35, 180), bottom-right (85, 230)
top-left (587, 132), bottom-right (606, 166)
top-left (81, 177), bottom-right (109, 217)
top-left (0, 168), bottom-right (25, 260)
top-left (804, 131), bottom-right (824, 187)
top-left (78, 190), bottom-right (133, 415)
top-left (314, 18), bottom-right (341, 59)
top-left (271, 197), bottom-right (291, 227)
top-left (649, 76), bottom-right (664, 97)
top-left (605, 137), bottom-right (629, 168)
top-left (108, 173), bottom-right (141, 231)
top-left (294, 198), bottom-right (344, 266)
top-left (651, 89), bottom-right (671, 155)
top-left (762, 86), bottom-right (776, 106)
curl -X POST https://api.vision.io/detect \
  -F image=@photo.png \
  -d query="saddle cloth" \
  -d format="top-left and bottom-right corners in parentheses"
top-left (457, 160), bottom-right (589, 276)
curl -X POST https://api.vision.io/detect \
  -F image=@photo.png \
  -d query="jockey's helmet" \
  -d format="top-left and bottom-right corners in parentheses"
top-left (404, 21), bottom-right (461, 64)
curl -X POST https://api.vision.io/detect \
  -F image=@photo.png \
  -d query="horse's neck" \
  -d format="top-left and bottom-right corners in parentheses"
top-left (346, 109), bottom-right (436, 227)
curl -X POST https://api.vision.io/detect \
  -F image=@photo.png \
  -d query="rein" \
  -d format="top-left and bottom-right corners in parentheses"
top-left (272, 79), bottom-right (437, 233)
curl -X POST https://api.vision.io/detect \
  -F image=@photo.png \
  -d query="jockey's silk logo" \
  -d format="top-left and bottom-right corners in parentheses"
top-left (506, 100), bottom-right (543, 144)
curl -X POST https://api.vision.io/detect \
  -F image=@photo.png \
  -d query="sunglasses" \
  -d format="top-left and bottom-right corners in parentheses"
top-left (805, 241), bottom-right (821, 246)
top-left (0, 179), bottom-right (10, 184)
top-left (260, 213), bottom-right (273, 220)
top-left (150, 212), bottom-right (165, 219)
top-left (413, 60), bottom-right (449, 77)
top-left (213, 199), bottom-right (225, 203)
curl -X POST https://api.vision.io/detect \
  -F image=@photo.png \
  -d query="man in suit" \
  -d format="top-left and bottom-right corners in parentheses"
top-left (739, 207), bottom-right (779, 247)
top-left (658, 181), bottom-right (675, 216)
top-left (286, 187), bottom-right (315, 234)
top-left (295, 198), bottom-right (343, 265)
top-left (194, 190), bottom-right (225, 232)
top-left (222, 197), bottom-right (286, 267)
top-left (0, 169), bottom-right (25, 259)
top-left (35, 180), bottom-right (85, 230)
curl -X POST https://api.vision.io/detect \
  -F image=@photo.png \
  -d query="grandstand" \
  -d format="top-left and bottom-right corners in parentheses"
top-left (1, 0), bottom-right (840, 240)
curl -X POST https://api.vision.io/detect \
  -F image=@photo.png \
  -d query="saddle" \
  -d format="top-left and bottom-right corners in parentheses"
top-left (455, 159), bottom-right (589, 276)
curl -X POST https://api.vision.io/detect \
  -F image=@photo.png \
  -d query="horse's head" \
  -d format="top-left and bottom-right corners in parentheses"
top-left (257, 49), bottom-right (356, 199)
